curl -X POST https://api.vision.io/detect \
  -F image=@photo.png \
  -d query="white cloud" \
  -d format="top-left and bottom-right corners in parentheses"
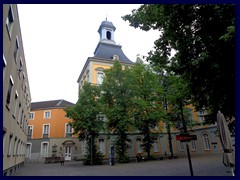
top-left (18, 4), bottom-right (160, 103)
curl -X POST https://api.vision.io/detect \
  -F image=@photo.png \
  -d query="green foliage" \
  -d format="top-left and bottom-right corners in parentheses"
top-left (65, 82), bottom-right (104, 165)
top-left (101, 60), bottom-right (133, 162)
top-left (128, 60), bottom-right (165, 158)
top-left (123, 4), bottom-right (235, 134)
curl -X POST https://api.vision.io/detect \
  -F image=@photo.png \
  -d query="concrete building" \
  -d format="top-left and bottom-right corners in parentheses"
top-left (3, 4), bottom-right (32, 176)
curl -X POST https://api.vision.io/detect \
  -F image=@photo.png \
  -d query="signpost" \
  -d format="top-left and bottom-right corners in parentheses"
top-left (176, 134), bottom-right (197, 142)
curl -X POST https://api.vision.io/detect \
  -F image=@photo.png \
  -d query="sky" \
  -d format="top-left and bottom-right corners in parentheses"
top-left (17, 4), bottom-right (161, 104)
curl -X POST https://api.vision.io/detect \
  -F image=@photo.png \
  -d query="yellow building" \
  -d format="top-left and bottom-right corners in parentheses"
top-left (77, 20), bottom-right (133, 89)
top-left (76, 19), bottom-right (222, 159)
top-left (3, 4), bottom-right (31, 176)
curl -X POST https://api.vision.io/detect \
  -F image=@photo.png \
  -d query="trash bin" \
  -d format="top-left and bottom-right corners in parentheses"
top-left (109, 145), bottom-right (114, 166)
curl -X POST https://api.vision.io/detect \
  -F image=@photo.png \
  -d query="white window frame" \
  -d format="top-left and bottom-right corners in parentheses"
top-left (202, 132), bottom-right (211, 150)
top-left (13, 137), bottom-right (17, 156)
top-left (99, 138), bottom-right (105, 155)
top-left (26, 143), bottom-right (32, 158)
top-left (7, 134), bottom-right (13, 156)
top-left (97, 72), bottom-right (104, 84)
top-left (180, 142), bottom-right (184, 151)
top-left (153, 137), bottom-right (159, 152)
top-left (3, 54), bottom-right (7, 82)
top-left (65, 123), bottom-right (72, 137)
top-left (191, 140), bottom-right (197, 151)
top-left (44, 110), bottom-right (51, 119)
top-left (6, 75), bottom-right (14, 106)
top-left (41, 142), bottom-right (49, 157)
top-left (17, 139), bottom-right (20, 156)
top-left (42, 124), bottom-right (50, 138)
top-left (29, 112), bottom-right (35, 120)
top-left (6, 4), bottom-right (14, 39)
top-left (28, 125), bottom-right (33, 139)
top-left (13, 91), bottom-right (19, 118)
top-left (136, 137), bottom-right (143, 153)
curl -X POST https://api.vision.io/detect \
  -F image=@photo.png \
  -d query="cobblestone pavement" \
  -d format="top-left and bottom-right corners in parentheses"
top-left (13, 154), bottom-right (234, 176)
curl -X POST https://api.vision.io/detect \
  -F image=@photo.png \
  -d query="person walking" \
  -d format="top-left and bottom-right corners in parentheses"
top-left (60, 154), bottom-right (65, 166)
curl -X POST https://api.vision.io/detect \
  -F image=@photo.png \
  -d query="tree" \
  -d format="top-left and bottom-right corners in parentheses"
top-left (129, 58), bottom-right (165, 159)
top-left (101, 60), bottom-right (133, 163)
top-left (122, 4), bottom-right (235, 134)
top-left (65, 82), bottom-right (104, 165)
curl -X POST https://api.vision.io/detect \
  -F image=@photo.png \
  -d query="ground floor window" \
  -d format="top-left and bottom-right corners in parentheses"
top-left (99, 139), bottom-right (105, 155)
top-left (136, 138), bottom-right (143, 153)
top-left (26, 143), bottom-right (31, 158)
top-left (202, 132), bottom-right (211, 150)
top-left (41, 142), bottom-right (49, 157)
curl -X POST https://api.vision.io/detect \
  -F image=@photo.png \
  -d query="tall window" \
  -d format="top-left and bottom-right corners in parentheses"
top-left (153, 137), bottom-right (159, 152)
top-left (3, 54), bottom-right (7, 82)
top-left (43, 124), bottom-right (50, 138)
top-left (136, 138), bottom-right (143, 153)
top-left (7, 134), bottom-right (13, 156)
top-left (13, 137), bottom-right (17, 156)
top-left (202, 132), bottom-right (211, 150)
top-left (6, 4), bottom-right (14, 38)
top-left (18, 58), bottom-right (23, 79)
top-left (99, 139), bottom-right (105, 155)
top-left (97, 72), bottom-right (104, 84)
top-left (29, 112), bottom-right (34, 120)
top-left (44, 110), bottom-right (51, 119)
top-left (65, 123), bottom-right (72, 137)
top-left (198, 110), bottom-right (206, 125)
top-left (28, 126), bottom-right (33, 139)
top-left (13, 91), bottom-right (19, 118)
top-left (26, 143), bottom-right (31, 158)
top-left (191, 140), bottom-right (196, 150)
top-left (6, 76), bottom-right (14, 106)
top-left (41, 142), bottom-right (49, 157)
top-left (180, 142), bottom-right (184, 151)
top-left (106, 31), bottom-right (111, 40)
top-left (13, 37), bottom-right (19, 62)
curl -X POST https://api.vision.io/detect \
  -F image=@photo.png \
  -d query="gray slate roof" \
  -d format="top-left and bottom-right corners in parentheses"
top-left (98, 20), bottom-right (116, 33)
top-left (94, 42), bottom-right (133, 64)
top-left (31, 99), bottom-right (75, 111)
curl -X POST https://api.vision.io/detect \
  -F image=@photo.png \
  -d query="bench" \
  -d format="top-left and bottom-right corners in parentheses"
top-left (45, 157), bottom-right (61, 163)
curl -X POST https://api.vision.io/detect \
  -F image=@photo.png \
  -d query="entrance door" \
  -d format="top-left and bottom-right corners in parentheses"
top-left (64, 146), bottom-right (71, 161)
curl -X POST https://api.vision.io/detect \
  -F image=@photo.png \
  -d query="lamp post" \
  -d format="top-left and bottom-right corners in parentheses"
top-left (180, 103), bottom-right (194, 176)
top-left (88, 134), bottom-right (93, 166)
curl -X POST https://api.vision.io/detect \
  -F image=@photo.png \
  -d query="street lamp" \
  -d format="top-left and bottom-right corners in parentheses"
top-left (88, 134), bottom-right (93, 166)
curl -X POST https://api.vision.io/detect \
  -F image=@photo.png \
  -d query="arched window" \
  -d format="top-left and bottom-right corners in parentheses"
top-left (106, 31), bottom-right (111, 40)
top-left (136, 138), bottom-right (142, 153)
top-left (202, 132), bottom-right (211, 150)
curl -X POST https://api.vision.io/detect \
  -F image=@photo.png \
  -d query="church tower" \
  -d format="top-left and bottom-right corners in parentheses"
top-left (77, 20), bottom-right (133, 90)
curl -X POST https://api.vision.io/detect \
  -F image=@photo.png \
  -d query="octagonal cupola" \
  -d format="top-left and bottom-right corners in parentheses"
top-left (98, 19), bottom-right (116, 44)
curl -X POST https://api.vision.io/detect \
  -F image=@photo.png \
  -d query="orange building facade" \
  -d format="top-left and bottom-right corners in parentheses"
top-left (26, 100), bottom-right (84, 162)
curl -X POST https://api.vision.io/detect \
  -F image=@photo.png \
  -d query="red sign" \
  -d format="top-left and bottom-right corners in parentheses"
top-left (176, 134), bottom-right (197, 142)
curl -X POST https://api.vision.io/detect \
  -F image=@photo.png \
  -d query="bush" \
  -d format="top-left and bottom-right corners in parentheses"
top-left (83, 152), bottom-right (104, 165)
top-left (118, 154), bottom-right (130, 163)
